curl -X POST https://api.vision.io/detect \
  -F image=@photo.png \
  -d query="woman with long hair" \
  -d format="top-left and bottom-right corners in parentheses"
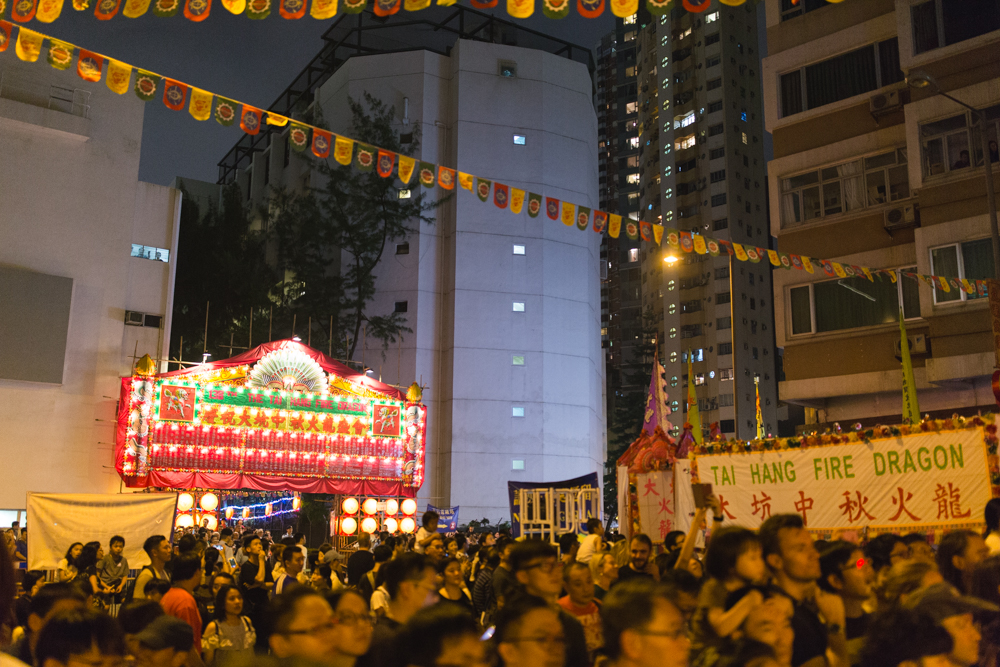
top-left (73, 544), bottom-right (106, 600)
top-left (202, 584), bottom-right (255, 667)
top-left (437, 558), bottom-right (473, 611)
top-left (58, 543), bottom-right (83, 583)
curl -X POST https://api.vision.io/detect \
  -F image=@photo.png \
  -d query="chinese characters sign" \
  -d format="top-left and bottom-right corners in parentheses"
top-left (636, 471), bottom-right (674, 540)
top-left (693, 429), bottom-right (991, 531)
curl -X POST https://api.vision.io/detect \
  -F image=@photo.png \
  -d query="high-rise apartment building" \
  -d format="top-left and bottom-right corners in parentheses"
top-left (634, 3), bottom-right (777, 441)
top-left (596, 25), bottom-right (644, 424)
top-left (763, 0), bottom-right (1000, 426)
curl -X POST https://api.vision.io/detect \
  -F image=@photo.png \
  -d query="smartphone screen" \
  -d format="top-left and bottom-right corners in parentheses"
top-left (228, 557), bottom-right (238, 569)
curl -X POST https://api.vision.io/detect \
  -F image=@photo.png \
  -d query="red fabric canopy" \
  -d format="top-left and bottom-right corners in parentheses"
top-left (124, 470), bottom-right (413, 497)
top-left (158, 339), bottom-right (404, 401)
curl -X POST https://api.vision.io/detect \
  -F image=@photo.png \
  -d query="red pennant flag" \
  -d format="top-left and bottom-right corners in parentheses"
top-left (183, 0), bottom-right (211, 19)
top-left (577, 0), bottom-right (603, 18)
top-left (76, 51), bottom-right (103, 82)
top-left (312, 129), bottom-right (332, 159)
top-left (0, 22), bottom-right (14, 52)
top-left (470, 0), bottom-right (496, 6)
top-left (376, 150), bottom-right (396, 178)
top-left (545, 197), bottom-right (559, 220)
top-left (240, 105), bottom-right (262, 135)
top-left (372, 0), bottom-right (399, 15)
top-left (438, 166), bottom-right (455, 190)
top-left (94, 0), bottom-right (122, 18)
top-left (279, 0), bottom-right (305, 17)
top-left (593, 211), bottom-right (607, 233)
top-left (11, 0), bottom-right (38, 22)
top-left (494, 183), bottom-right (509, 209)
top-left (718, 239), bottom-right (734, 256)
top-left (640, 221), bottom-right (652, 242)
top-left (162, 80), bottom-right (188, 111)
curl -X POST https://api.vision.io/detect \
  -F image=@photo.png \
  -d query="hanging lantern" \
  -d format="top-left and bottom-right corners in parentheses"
top-left (175, 513), bottom-right (194, 528)
top-left (242, 508), bottom-right (250, 519)
top-left (292, 496), bottom-right (301, 511)
top-left (384, 517), bottom-right (398, 533)
top-left (200, 492), bottom-right (219, 512)
top-left (362, 498), bottom-right (378, 516)
top-left (177, 493), bottom-right (195, 512)
top-left (225, 507), bottom-right (234, 520)
top-left (342, 497), bottom-right (359, 515)
top-left (400, 517), bottom-right (416, 534)
top-left (384, 499), bottom-right (399, 516)
top-left (341, 517), bottom-right (358, 535)
top-left (361, 517), bottom-right (378, 534)
top-left (265, 503), bottom-right (273, 516)
top-left (401, 498), bottom-right (417, 516)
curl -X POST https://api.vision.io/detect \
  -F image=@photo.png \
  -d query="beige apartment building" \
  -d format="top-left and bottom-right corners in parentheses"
top-left (763, 0), bottom-right (1000, 426)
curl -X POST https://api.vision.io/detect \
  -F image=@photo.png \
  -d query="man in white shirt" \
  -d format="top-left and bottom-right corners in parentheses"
top-left (414, 511), bottom-right (439, 554)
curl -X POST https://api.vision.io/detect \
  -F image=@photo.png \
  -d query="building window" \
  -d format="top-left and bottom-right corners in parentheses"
top-left (675, 134), bottom-right (696, 151)
top-left (512, 407), bottom-right (525, 417)
top-left (715, 266), bottom-right (729, 279)
top-left (694, 373), bottom-right (705, 385)
top-left (629, 248), bottom-right (640, 263)
top-left (394, 301), bottom-right (408, 313)
top-left (717, 316), bottom-right (731, 329)
top-left (930, 239), bottom-right (995, 303)
top-left (399, 189), bottom-right (411, 199)
top-left (713, 218), bottom-right (728, 231)
top-left (718, 342), bottom-right (733, 355)
top-left (780, 0), bottom-right (825, 21)
top-left (681, 300), bottom-right (702, 314)
top-left (498, 60), bottom-right (517, 77)
top-left (624, 30), bottom-right (637, 42)
top-left (513, 134), bottom-right (526, 145)
top-left (780, 39), bottom-right (902, 117)
top-left (706, 55), bottom-right (721, 68)
top-left (513, 302), bottom-right (525, 312)
top-left (705, 10), bottom-right (719, 22)
top-left (708, 123), bottom-right (724, 137)
top-left (705, 33), bottom-right (720, 46)
top-left (912, 0), bottom-right (1000, 54)
top-left (719, 393), bottom-right (734, 407)
top-left (779, 149), bottom-right (909, 228)
top-left (512, 459), bottom-right (525, 469)
top-left (626, 102), bottom-right (638, 114)
top-left (789, 268), bottom-right (921, 335)
top-left (709, 147), bottom-right (725, 160)
top-left (623, 12), bottom-right (636, 24)
top-left (707, 78), bottom-right (722, 91)
top-left (708, 101), bottom-right (723, 115)
top-left (512, 355), bottom-right (525, 366)
top-left (131, 244), bottom-right (170, 262)
top-left (674, 111), bottom-right (696, 129)
top-left (920, 108), bottom-right (1000, 178)
top-left (711, 194), bottom-right (727, 207)
top-left (719, 368), bottom-right (734, 380)
top-left (710, 169), bottom-right (726, 183)
top-left (683, 349), bottom-right (704, 362)
top-left (396, 242), bottom-right (410, 255)
top-left (513, 244), bottom-right (525, 255)
top-left (716, 291), bottom-right (731, 304)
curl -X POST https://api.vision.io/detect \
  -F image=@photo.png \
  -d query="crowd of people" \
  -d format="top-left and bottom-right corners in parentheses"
top-left (2, 499), bottom-right (1000, 667)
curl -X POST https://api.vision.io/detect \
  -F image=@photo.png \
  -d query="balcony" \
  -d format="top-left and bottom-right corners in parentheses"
top-left (0, 71), bottom-right (91, 138)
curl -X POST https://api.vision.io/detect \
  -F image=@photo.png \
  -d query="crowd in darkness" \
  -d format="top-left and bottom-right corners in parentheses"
top-left (2, 498), bottom-right (1000, 667)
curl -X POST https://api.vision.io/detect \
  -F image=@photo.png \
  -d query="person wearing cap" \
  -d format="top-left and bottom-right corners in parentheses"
top-left (858, 607), bottom-right (954, 667)
top-left (132, 616), bottom-right (195, 667)
top-left (905, 581), bottom-right (999, 667)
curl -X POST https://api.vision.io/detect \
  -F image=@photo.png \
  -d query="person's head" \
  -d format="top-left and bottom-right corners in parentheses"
top-left (143, 580), bottom-right (171, 603)
top-left (118, 600), bottom-right (164, 635)
top-left (858, 607), bottom-right (954, 667)
top-left (903, 533), bottom-right (937, 564)
top-left (213, 584), bottom-right (243, 621)
top-left (819, 540), bottom-right (874, 601)
top-left (64, 542), bottom-right (84, 565)
top-left (601, 579), bottom-right (690, 667)
top-left (438, 557), bottom-right (464, 589)
top-left (422, 511), bottom-right (440, 531)
top-left (866, 534), bottom-right (909, 575)
top-left (393, 603), bottom-right (487, 667)
top-left (629, 533), bottom-right (654, 571)
top-left (220, 527), bottom-right (233, 543)
top-left (495, 594), bottom-right (565, 667)
top-left (176, 534), bottom-right (198, 555)
top-left (294, 532), bottom-right (305, 545)
top-left (357, 532), bottom-right (372, 549)
top-left (705, 526), bottom-right (766, 585)
top-left (425, 534), bottom-right (445, 562)
top-left (324, 589), bottom-right (374, 659)
top-left (23, 582), bottom-right (87, 654)
top-left (75, 544), bottom-right (99, 572)
top-left (142, 536), bottom-right (171, 566)
top-left (132, 615), bottom-right (193, 667)
top-left (970, 554), bottom-right (1000, 608)
top-left (660, 569), bottom-right (702, 623)
top-left (202, 546), bottom-right (220, 575)
top-left (724, 585), bottom-right (794, 650)
top-left (664, 531), bottom-right (686, 553)
top-left (266, 587), bottom-right (339, 660)
top-left (586, 517), bottom-right (604, 536)
top-left (35, 609), bottom-right (126, 667)
top-left (759, 514), bottom-right (820, 584)
top-left (558, 533), bottom-right (580, 560)
top-left (939, 530), bottom-right (990, 593)
top-left (444, 537), bottom-right (459, 558)
top-left (107, 536), bottom-right (125, 558)
top-left (281, 542), bottom-right (305, 576)
top-left (382, 552), bottom-right (437, 616)
top-left (372, 544), bottom-right (392, 566)
top-left (497, 537), bottom-right (515, 564)
top-left (592, 552), bottom-right (619, 584)
top-left (511, 540), bottom-right (563, 599)
top-left (906, 582), bottom-right (998, 667)
top-left (169, 553), bottom-right (202, 588)
top-left (242, 535), bottom-right (263, 556)
top-left (878, 559), bottom-right (943, 608)
top-left (563, 561), bottom-right (595, 607)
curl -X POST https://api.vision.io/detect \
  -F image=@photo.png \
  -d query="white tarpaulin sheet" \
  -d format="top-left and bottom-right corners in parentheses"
top-left (27, 493), bottom-right (177, 570)
top-left (635, 470), bottom-right (674, 541)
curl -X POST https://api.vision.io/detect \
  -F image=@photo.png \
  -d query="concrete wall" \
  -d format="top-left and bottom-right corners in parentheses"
top-left (0, 59), bottom-right (179, 509)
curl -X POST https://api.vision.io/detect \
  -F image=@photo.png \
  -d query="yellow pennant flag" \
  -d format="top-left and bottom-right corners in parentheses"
top-left (899, 310), bottom-right (920, 425)
top-left (458, 172), bottom-right (473, 191)
top-left (189, 88), bottom-right (213, 121)
top-left (561, 202), bottom-right (574, 226)
top-left (832, 262), bottom-right (847, 278)
top-left (653, 224), bottom-right (663, 246)
top-left (309, 0), bottom-right (335, 17)
top-left (610, 0), bottom-right (635, 17)
top-left (436, 0), bottom-right (456, 5)
top-left (510, 188), bottom-right (525, 214)
top-left (36, 0), bottom-right (66, 22)
top-left (802, 257), bottom-right (815, 274)
top-left (862, 267), bottom-right (874, 282)
top-left (937, 276), bottom-right (950, 293)
top-left (609, 214), bottom-right (622, 238)
top-left (961, 278), bottom-right (975, 294)
top-left (693, 235), bottom-right (707, 255)
top-left (398, 156), bottom-right (415, 185)
top-left (16, 29), bottom-right (43, 63)
top-left (122, 0), bottom-right (150, 16)
top-left (507, 0), bottom-right (532, 17)
top-left (333, 136), bottom-right (353, 166)
top-left (221, 0), bottom-right (245, 12)
top-left (732, 243), bottom-right (749, 262)
top-left (266, 113), bottom-right (288, 127)
top-left (405, 0), bottom-right (429, 8)
top-left (106, 60), bottom-right (131, 95)
top-left (687, 354), bottom-right (703, 445)
top-left (767, 250), bottom-right (781, 267)
top-left (886, 270), bottom-right (898, 283)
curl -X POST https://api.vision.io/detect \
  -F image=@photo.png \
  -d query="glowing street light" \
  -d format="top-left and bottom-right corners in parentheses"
top-left (663, 255), bottom-right (679, 265)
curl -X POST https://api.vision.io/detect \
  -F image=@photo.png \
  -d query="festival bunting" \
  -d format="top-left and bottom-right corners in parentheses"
top-left (36, 0), bottom-right (65, 21)
top-left (418, 162), bottom-right (435, 187)
top-left (15, 27), bottom-right (42, 62)
top-left (333, 136), bottom-right (353, 165)
top-left (288, 123), bottom-right (309, 151)
top-left (376, 150), bottom-right (395, 178)
top-left (245, 0), bottom-right (270, 17)
top-left (561, 201), bottom-right (574, 226)
top-left (527, 193), bottom-right (541, 218)
top-left (278, 0), bottom-right (304, 17)
top-left (0, 22), bottom-right (13, 53)
top-left (398, 156), bottom-right (415, 184)
top-left (510, 188), bottom-right (524, 214)
top-left (183, 0), bottom-right (210, 20)
top-left (545, 197), bottom-right (559, 221)
top-left (309, 0), bottom-right (336, 17)
top-left (625, 219), bottom-right (639, 240)
top-left (72, 0), bottom-right (90, 10)
top-left (469, 0), bottom-right (496, 7)
top-left (106, 60), bottom-right (130, 94)
top-left (162, 79), bottom-right (188, 111)
top-left (219, 0), bottom-right (242, 11)
top-left (76, 49), bottom-right (102, 81)
top-left (576, 206), bottom-right (590, 231)
top-left (507, 0), bottom-right (531, 18)
top-left (312, 129), bottom-right (331, 159)
top-left (266, 112), bottom-right (287, 126)
top-left (640, 220), bottom-right (652, 242)
top-left (342, 0), bottom-right (363, 12)
top-left (212, 97), bottom-right (236, 126)
top-left (372, 0), bottom-right (399, 16)
top-left (403, 0), bottom-right (428, 10)
top-left (494, 183), bottom-right (509, 209)
top-left (653, 224), bottom-right (663, 246)
top-left (152, 0), bottom-right (180, 17)
top-left (11, 0), bottom-right (38, 22)
top-left (475, 178), bottom-right (491, 202)
top-left (609, 214), bottom-right (621, 238)
top-left (542, 0), bottom-right (568, 18)
top-left (576, 0), bottom-right (602, 17)
top-left (188, 87), bottom-right (212, 121)
top-left (356, 144), bottom-right (376, 172)
top-left (133, 70), bottom-right (160, 101)
top-left (645, 0), bottom-right (669, 13)
top-left (122, 0), bottom-right (151, 16)
top-left (593, 210), bottom-right (607, 233)
top-left (45, 38), bottom-right (73, 69)
top-left (900, 309), bottom-right (920, 425)
top-left (239, 104), bottom-right (261, 134)
top-left (94, 0), bottom-right (121, 18)
top-left (458, 172), bottom-right (473, 191)
top-left (610, 0), bottom-right (635, 16)
top-left (438, 166), bottom-right (455, 190)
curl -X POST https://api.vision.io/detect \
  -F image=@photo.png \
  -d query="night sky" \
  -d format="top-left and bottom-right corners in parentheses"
top-left (26, 8), bottom-right (613, 186)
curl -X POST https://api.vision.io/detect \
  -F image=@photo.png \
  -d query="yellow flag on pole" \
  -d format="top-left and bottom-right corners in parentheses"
top-left (687, 353), bottom-right (702, 445)
top-left (899, 309), bottom-right (920, 424)
top-left (755, 377), bottom-right (764, 440)
top-left (106, 60), bottom-right (131, 95)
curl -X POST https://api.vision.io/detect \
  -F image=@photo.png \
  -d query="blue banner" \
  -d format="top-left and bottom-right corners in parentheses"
top-left (507, 472), bottom-right (600, 538)
top-left (427, 504), bottom-right (459, 533)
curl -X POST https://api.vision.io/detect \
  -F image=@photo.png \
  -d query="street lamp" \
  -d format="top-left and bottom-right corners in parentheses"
top-left (907, 69), bottom-right (1000, 281)
top-left (663, 254), bottom-right (679, 265)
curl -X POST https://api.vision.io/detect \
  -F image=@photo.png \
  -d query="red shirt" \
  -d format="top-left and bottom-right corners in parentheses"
top-left (161, 587), bottom-right (202, 648)
top-left (558, 595), bottom-right (603, 657)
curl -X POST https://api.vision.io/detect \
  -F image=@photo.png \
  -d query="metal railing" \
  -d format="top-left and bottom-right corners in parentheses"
top-left (0, 70), bottom-right (91, 119)
top-left (516, 487), bottom-right (602, 545)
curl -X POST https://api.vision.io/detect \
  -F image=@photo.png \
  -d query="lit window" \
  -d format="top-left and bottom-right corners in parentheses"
top-left (705, 10), bottom-right (719, 22)
top-left (674, 111), bottom-right (696, 129)
top-left (399, 189), bottom-right (411, 199)
top-left (679, 27), bottom-right (692, 39)
top-left (513, 244), bottom-right (525, 255)
top-left (512, 459), bottom-right (525, 469)
top-left (629, 248), bottom-right (640, 263)
top-left (694, 373), bottom-right (705, 385)
top-left (624, 30), bottom-right (637, 42)
top-left (624, 12), bottom-right (636, 24)
top-left (626, 102), bottom-right (637, 114)
top-left (513, 302), bottom-right (525, 312)
top-left (513, 134), bottom-right (526, 145)
top-left (626, 173), bottom-right (641, 185)
top-left (131, 244), bottom-right (170, 262)
top-left (512, 355), bottom-right (525, 366)
top-left (512, 407), bottom-right (525, 417)
top-left (675, 135), bottom-right (696, 151)
top-left (629, 136), bottom-right (640, 149)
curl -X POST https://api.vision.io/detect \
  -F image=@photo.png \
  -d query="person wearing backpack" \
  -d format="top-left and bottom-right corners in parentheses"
top-left (130, 535), bottom-right (171, 601)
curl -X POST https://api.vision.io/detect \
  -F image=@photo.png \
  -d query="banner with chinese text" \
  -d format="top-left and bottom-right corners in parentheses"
top-left (635, 470), bottom-right (673, 542)
top-left (693, 428), bottom-right (991, 533)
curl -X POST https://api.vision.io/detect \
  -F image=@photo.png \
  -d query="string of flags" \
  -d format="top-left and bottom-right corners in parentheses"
top-left (0, 0), bottom-right (835, 24)
top-left (0, 22), bottom-right (984, 299)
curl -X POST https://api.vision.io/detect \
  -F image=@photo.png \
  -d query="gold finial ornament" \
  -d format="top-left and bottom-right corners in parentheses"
top-left (134, 354), bottom-right (157, 377)
top-left (406, 382), bottom-right (423, 403)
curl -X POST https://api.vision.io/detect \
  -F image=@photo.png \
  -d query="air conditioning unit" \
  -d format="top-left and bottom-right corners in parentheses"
top-left (870, 90), bottom-right (902, 116)
top-left (894, 333), bottom-right (929, 358)
top-left (125, 310), bottom-right (145, 326)
top-left (884, 204), bottom-right (918, 230)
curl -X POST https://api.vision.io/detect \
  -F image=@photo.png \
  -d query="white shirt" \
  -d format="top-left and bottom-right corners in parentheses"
top-left (576, 534), bottom-right (601, 563)
top-left (415, 527), bottom-right (434, 553)
top-left (371, 585), bottom-right (389, 614)
top-left (986, 531), bottom-right (1000, 555)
